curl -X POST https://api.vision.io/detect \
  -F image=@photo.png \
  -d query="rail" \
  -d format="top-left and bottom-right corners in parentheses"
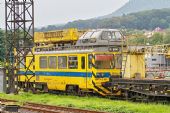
top-left (22, 102), bottom-right (108, 113)
top-left (0, 98), bottom-right (108, 113)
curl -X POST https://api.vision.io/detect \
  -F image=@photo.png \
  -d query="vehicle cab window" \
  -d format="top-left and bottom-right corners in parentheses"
top-left (95, 54), bottom-right (115, 69)
top-left (102, 31), bottom-right (122, 40)
top-left (114, 31), bottom-right (122, 40)
top-left (101, 31), bottom-right (110, 40)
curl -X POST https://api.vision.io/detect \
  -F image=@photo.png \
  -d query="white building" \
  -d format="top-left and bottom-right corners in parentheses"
top-left (145, 54), bottom-right (166, 68)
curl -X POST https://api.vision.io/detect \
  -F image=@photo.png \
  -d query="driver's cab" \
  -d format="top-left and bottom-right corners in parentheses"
top-left (88, 52), bottom-right (122, 83)
top-left (76, 29), bottom-right (125, 47)
top-left (101, 30), bottom-right (122, 40)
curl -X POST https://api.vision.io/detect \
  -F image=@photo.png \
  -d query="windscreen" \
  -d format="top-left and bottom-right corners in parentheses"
top-left (95, 55), bottom-right (115, 69)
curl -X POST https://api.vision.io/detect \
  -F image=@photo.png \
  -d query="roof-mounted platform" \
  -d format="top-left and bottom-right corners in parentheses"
top-left (76, 29), bottom-right (126, 47)
top-left (34, 29), bottom-right (127, 53)
top-left (34, 28), bottom-right (86, 44)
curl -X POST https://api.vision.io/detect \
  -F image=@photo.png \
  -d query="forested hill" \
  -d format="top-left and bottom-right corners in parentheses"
top-left (101, 0), bottom-right (170, 18)
top-left (37, 8), bottom-right (170, 32)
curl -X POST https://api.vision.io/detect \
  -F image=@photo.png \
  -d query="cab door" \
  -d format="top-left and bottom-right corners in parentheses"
top-left (80, 55), bottom-right (87, 88)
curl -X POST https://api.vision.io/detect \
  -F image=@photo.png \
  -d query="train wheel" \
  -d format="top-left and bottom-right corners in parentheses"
top-left (66, 85), bottom-right (79, 95)
top-left (141, 94), bottom-right (149, 103)
top-left (43, 84), bottom-right (48, 93)
top-left (23, 87), bottom-right (29, 92)
top-left (30, 83), bottom-right (37, 94)
top-left (124, 91), bottom-right (135, 101)
top-left (78, 90), bottom-right (87, 97)
top-left (31, 88), bottom-right (36, 94)
top-left (124, 90), bottom-right (129, 100)
top-left (149, 96), bottom-right (155, 102)
top-left (5, 87), bottom-right (10, 94)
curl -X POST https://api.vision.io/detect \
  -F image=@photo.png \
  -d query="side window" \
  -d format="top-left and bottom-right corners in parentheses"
top-left (58, 56), bottom-right (67, 69)
top-left (108, 32), bottom-right (112, 39)
top-left (101, 31), bottom-right (108, 40)
top-left (48, 56), bottom-right (57, 69)
top-left (101, 31), bottom-right (112, 40)
top-left (111, 32), bottom-right (116, 40)
top-left (88, 54), bottom-right (93, 69)
top-left (68, 56), bottom-right (78, 69)
top-left (81, 56), bottom-right (85, 69)
top-left (40, 56), bottom-right (47, 68)
top-left (115, 31), bottom-right (122, 39)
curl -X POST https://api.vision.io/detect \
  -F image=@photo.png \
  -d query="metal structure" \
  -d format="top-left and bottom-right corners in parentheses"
top-left (5, 0), bottom-right (35, 93)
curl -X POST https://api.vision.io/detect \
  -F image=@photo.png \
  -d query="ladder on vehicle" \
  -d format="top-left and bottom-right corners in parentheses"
top-left (121, 36), bottom-right (128, 78)
top-left (121, 53), bottom-right (128, 78)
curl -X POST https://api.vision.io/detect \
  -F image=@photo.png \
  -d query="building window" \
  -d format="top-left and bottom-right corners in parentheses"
top-left (48, 56), bottom-right (57, 69)
top-left (68, 56), bottom-right (78, 69)
top-left (40, 56), bottom-right (47, 68)
top-left (152, 59), bottom-right (157, 61)
top-left (58, 56), bottom-right (67, 69)
top-left (81, 56), bottom-right (85, 69)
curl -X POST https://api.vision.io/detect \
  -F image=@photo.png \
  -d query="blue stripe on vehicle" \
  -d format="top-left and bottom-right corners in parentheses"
top-left (18, 71), bottom-right (110, 78)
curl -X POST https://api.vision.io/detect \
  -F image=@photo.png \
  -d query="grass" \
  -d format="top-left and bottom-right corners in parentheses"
top-left (0, 92), bottom-right (169, 113)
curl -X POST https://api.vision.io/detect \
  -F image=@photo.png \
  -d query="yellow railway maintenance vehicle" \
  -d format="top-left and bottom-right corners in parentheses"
top-left (18, 29), bottom-right (146, 97)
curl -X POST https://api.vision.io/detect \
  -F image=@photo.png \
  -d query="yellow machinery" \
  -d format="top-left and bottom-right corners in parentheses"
top-left (18, 29), bottom-right (146, 96)
top-left (34, 28), bottom-right (86, 52)
top-left (122, 53), bottom-right (145, 79)
top-left (34, 28), bottom-right (86, 44)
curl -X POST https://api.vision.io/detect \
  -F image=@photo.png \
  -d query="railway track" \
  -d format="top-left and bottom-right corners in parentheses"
top-left (22, 103), bottom-right (107, 113)
top-left (0, 99), bottom-right (108, 113)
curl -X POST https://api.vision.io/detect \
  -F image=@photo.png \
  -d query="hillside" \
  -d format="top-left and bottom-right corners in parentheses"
top-left (36, 0), bottom-right (170, 32)
top-left (101, 0), bottom-right (170, 18)
top-left (36, 8), bottom-right (170, 31)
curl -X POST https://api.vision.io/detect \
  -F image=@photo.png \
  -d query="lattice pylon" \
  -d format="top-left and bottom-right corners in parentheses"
top-left (5, 0), bottom-right (35, 94)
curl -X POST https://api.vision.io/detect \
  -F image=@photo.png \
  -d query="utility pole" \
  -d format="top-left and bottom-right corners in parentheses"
top-left (5, 0), bottom-right (35, 94)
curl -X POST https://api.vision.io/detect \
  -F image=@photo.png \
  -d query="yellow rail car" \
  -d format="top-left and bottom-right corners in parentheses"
top-left (18, 50), bottom-right (122, 96)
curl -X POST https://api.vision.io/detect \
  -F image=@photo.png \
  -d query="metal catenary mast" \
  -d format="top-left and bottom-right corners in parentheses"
top-left (5, 0), bottom-right (35, 93)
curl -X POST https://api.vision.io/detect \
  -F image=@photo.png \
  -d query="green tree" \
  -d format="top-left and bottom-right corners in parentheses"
top-left (163, 30), bottom-right (170, 44)
top-left (149, 33), bottom-right (163, 45)
top-left (128, 34), bottom-right (146, 45)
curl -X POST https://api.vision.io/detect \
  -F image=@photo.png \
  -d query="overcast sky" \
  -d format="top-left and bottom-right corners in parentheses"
top-left (0, 0), bottom-right (128, 28)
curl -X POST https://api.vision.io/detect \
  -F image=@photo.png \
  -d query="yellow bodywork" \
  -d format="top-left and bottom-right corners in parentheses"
top-left (124, 54), bottom-right (145, 79)
top-left (19, 51), bottom-right (121, 96)
top-left (17, 49), bottom-right (146, 96)
top-left (34, 28), bottom-right (86, 43)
